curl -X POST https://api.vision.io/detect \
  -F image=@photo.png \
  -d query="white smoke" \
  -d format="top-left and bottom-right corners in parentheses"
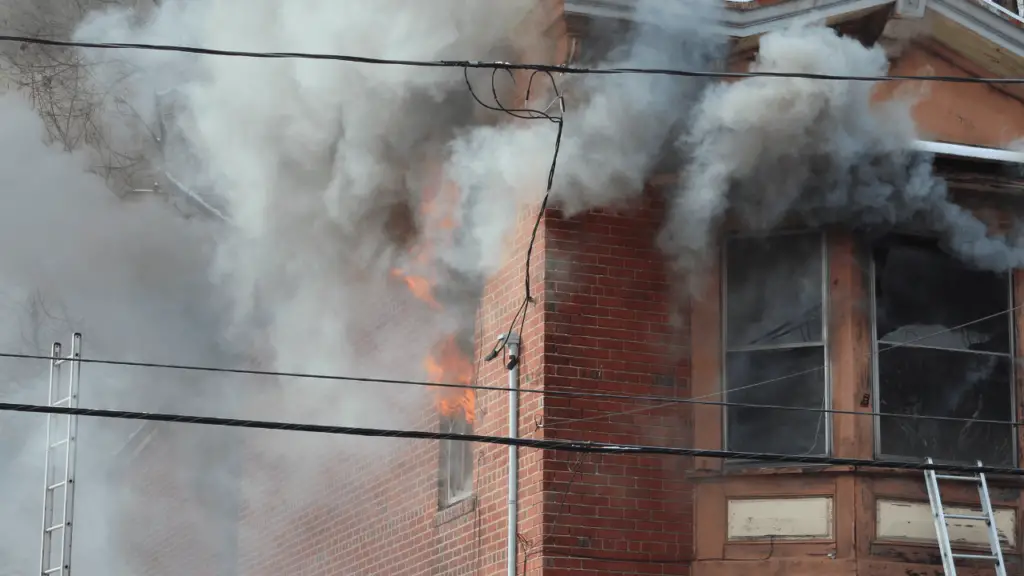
top-left (0, 0), bottom-right (1020, 573)
top-left (0, 90), bottom-right (228, 575)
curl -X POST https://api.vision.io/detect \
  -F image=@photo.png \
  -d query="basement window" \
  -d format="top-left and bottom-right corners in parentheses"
top-left (871, 235), bottom-right (1015, 466)
top-left (722, 231), bottom-right (830, 457)
top-left (438, 410), bottom-right (473, 507)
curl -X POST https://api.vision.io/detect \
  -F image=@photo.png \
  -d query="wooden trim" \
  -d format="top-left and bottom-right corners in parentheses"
top-left (691, 255), bottom-right (723, 472)
top-left (829, 232), bottom-right (874, 460)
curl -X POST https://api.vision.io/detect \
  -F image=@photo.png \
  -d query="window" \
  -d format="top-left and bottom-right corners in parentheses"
top-left (871, 235), bottom-right (1015, 465)
top-left (438, 410), bottom-right (473, 506)
top-left (723, 232), bottom-right (829, 456)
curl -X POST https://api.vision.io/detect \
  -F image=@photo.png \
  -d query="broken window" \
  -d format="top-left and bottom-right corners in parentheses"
top-left (438, 410), bottom-right (473, 507)
top-left (723, 232), bottom-right (830, 456)
top-left (872, 235), bottom-right (1015, 466)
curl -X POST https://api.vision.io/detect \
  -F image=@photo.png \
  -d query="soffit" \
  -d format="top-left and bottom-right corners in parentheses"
top-left (921, 0), bottom-right (1024, 77)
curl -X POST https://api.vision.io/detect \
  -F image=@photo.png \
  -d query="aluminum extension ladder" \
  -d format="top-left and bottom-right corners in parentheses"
top-left (39, 333), bottom-right (82, 576)
top-left (924, 457), bottom-right (1006, 576)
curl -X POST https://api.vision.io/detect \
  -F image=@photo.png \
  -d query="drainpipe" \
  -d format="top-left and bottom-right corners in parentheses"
top-left (504, 332), bottom-right (522, 576)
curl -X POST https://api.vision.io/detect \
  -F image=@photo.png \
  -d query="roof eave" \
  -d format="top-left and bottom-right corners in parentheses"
top-left (563, 0), bottom-right (894, 35)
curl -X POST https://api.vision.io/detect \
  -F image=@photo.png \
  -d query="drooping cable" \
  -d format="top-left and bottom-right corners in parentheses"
top-left (463, 67), bottom-right (565, 363)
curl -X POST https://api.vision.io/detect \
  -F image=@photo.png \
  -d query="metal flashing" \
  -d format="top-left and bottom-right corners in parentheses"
top-left (913, 139), bottom-right (1024, 163)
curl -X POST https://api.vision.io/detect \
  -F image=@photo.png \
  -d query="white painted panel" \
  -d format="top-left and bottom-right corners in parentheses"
top-left (876, 499), bottom-right (1016, 548)
top-left (727, 497), bottom-right (834, 540)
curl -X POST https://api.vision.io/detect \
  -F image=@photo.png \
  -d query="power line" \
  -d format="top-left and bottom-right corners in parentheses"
top-left (4, 301), bottom-right (1019, 428)
top-left (0, 348), bottom-right (1017, 428)
top-left (462, 68), bottom-right (565, 362)
top-left (542, 302), bottom-right (1024, 430)
top-left (2, 34), bottom-right (1024, 85)
top-left (1, 400), bottom-right (1022, 475)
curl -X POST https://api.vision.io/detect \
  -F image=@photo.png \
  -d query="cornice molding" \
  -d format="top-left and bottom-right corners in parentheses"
top-left (563, 0), bottom-right (893, 35)
top-left (564, 0), bottom-right (1023, 55)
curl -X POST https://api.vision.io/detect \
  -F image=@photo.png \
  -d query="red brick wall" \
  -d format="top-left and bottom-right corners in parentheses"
top-left (531, 195), bottom-right (694, 575)
top-left (235, 205), bottom-right (550, 576)
top-left (232, 192), bottom-right (696, 576)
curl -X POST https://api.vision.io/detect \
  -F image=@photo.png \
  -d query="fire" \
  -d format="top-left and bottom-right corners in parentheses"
top-left (426, 336), bottom-right (476, 424)
top-left (391, 162), bottom-right (476, 423)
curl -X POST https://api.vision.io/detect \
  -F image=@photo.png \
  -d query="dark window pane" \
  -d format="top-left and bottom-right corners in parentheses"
top-left (726, 347), bottom-right (827, 455)
top-left (877, 347), bottom-right (1014, 466)
top-left (873, 236), bottom-right (1010, 354)
top-left (726, 233), bottom-right (823, 348)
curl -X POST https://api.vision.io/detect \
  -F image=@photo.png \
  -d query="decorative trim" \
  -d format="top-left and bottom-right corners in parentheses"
top-left (896, 0), bottom-right (929, 17)
top-left (563, 0), bottom-right (894, 36)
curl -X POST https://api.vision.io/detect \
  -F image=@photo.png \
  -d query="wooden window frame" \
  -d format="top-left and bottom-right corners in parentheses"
top-left (720, 230), bottom-right (832, 460)
top-left (692, 230), bottom-right (1024, 471)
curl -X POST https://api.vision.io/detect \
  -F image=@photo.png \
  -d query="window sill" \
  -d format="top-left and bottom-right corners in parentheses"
top-left (435, 494), bottom-right (477, 526)
top-left (688, 464), bottom-right (855, 481)
top-left (688, 464), bottom-right (1024, 486)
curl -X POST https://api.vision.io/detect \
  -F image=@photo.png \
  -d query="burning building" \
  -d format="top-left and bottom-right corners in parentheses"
top-left (84, 0), bottom-right (1024, 575)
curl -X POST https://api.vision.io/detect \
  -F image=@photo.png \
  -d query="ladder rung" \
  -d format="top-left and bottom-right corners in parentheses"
top-left (51, 397), bottom-right (72, 406)
top-left (945, 513), bottom-right (988, 522)
top-left (47, 481), bottom-right (66, 491)
top-left (45, 524), bottom-right (64, 533)
top-left (43, 567), bottom-right (64, 575)
top-left (49, 439), bottom-right (68, 449)
top-left (935, 474), bottom-right (980, 482)
top-left (952, 553), bottom-right (999, 561)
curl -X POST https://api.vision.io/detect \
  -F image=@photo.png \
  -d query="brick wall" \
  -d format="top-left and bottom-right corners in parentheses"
top-left (231, 190), bottom-right (696, 576)
top-left (531, 194), bottom-right (694, 575)
top-left (235, 204), bottom-right (550, 576)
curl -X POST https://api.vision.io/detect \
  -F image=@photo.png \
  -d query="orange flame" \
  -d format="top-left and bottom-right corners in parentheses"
top-left (392, 162), bottom-right (475, 422)
top-left (426, 336), bottom-right (475, 424)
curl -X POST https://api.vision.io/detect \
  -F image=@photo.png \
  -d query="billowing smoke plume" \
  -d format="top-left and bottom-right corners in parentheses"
top-left (72, 0), bottom-right (551, 426)
top-left (0, 90), bottom-right (228, 575)
top-left (661, 25), bottom-right (1024, 274)
top-left (2, 0), bottom-right (1022, 573)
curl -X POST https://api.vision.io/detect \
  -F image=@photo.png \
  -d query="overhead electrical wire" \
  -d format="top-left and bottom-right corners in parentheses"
top-left (462, 68), bottom-right (564, 362)
top-left (541, 301), bottom-right (1024, 430)
top-left (2, 400), bottom-right (1023, 475)
top-left (3, 302), bottom-right (1020, 428)
top-left (1, 34), bottom-right (1023, 85)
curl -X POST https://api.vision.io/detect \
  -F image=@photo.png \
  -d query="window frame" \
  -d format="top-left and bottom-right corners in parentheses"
top-left (867, 233), bottom-right (1018, 465)
top-left (437, 410), bottom-right (474, 508)
top-left (720, 229), bottom-right (833, 460)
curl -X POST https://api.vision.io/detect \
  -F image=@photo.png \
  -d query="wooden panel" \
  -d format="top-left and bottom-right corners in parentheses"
top-left (875, 499), bottom-right (1016, 548)
top-left (828, 232), bottom-right (874, 461)
top-left (727, 497), bottom-right (834, 540)
top-left (691, 256), bottom-right (723, 472)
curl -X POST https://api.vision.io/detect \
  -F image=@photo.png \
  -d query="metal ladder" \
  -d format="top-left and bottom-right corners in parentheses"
top-left (39, 333), bottom-right (82, 576)
top-left (924, 457), bottom-right (1007, 576)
